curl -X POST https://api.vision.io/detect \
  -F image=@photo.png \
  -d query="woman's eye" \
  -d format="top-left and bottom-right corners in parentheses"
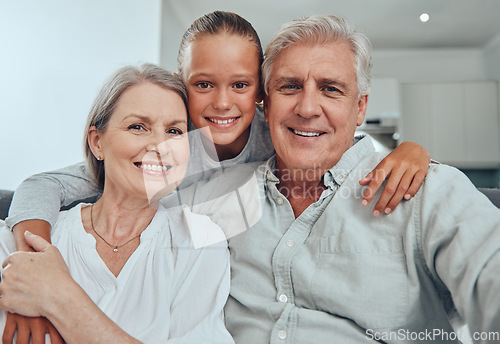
top-left (128, 124), bottom-right (145, 131)
top-left (196, 82), bottom-right (212, 89)
top-left (167, 128), bottom-right (183, 136)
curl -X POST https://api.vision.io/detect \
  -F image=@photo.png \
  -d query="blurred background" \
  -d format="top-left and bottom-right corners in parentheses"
top-left (1, 0), bottom-right (500, 190)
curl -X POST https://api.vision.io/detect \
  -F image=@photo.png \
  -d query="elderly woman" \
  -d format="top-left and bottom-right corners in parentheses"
top-left (0, 64), bottom-right (233, 343)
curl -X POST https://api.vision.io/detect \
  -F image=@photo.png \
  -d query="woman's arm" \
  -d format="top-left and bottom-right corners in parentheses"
top-left (359, 141), bottom-right (430, 216)
top-left (3, 162), bottom-right (101, 343)
top-left (0, 232), bottom-right (141, 344)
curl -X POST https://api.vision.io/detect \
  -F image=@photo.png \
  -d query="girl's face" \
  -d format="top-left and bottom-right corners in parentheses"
top-left (183, 33), bottom-right (261, 150)
top-left (89, 83), bottom-right (189, 202)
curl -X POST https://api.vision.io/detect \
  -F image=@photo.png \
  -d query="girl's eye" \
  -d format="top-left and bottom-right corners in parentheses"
top-left (233, 82), bottom-right (248, 89)
top-left (128, 124), bottom-right (145, 131)
top-left (167, 128), bottom-right (183, 136)
top-left (196, 82), bottom-right (212, 89)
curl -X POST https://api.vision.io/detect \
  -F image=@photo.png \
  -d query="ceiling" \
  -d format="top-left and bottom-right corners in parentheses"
top-left (165, 0), bottom-right (500, 50)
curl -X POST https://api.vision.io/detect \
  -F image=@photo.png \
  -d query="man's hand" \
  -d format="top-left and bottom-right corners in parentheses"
top-left (359, 141), bottom-right (430, 216)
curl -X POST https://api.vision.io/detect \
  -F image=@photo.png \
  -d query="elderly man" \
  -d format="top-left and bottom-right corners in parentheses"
top-left (210, 14), bottom-right (500, 343)
top-left (1, 14), bottom-right (499, 344)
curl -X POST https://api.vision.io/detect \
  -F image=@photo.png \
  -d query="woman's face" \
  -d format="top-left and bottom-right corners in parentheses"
top-left (183, 34), bottom-right (261, 151)
top-left (89, 82), bottom-right (189, 203)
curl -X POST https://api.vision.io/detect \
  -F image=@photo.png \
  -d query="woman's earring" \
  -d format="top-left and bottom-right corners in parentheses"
top-left (96, 156), bottom-right (102, 161)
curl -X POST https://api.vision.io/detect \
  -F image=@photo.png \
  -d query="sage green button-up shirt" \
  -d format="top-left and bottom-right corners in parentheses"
top-left (220, 137), bottom-right (500, 344)
top-left (165, 136), bottom-right (500, 343)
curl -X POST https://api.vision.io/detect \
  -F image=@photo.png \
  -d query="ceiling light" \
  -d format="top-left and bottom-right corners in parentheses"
top-left (419, 13), bottom-right (430, 23)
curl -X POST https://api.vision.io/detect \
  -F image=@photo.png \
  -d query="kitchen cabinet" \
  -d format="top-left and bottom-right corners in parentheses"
top-left (401, 81), bottom-right (500, 167)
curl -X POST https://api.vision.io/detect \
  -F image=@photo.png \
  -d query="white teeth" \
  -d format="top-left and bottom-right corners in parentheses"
top-left (293, 129), bottom-right (322, 137)
top-left (208, 118), bottom-right (237, 124)
top-left (139, 164), bottom-right (169, 171)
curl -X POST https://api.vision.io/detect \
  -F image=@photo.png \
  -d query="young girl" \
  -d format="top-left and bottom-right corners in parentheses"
top-left (4, 11), bottom-right (430, 343)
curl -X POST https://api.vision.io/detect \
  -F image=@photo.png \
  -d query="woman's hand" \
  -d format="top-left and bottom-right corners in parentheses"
top-left (0, 231), bottom-right (71, 319)
top-left (359, 141), bottom-right (430, 216)
top-left (1, 232), bottom-right (141, 344)
top-left (2, 314), bottom-right (63, 344)
top-left (2, 221), bottom-right (62, 344)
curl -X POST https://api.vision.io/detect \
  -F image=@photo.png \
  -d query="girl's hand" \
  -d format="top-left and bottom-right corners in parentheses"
top-left (2, 313), bottom-right (63, 344)
top-left (359, 141), bottom-right (430, 216)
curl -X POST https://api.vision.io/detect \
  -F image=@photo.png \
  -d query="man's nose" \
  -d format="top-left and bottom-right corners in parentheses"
top-left (295, 88), bottom-right (322, 118)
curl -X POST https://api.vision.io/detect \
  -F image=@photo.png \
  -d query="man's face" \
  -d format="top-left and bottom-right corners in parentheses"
top-left (265, 41), bottom-right (368, 178)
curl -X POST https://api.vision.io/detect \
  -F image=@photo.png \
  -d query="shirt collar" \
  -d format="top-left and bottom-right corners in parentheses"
top-left (263, 135), bottom-right (375, 190)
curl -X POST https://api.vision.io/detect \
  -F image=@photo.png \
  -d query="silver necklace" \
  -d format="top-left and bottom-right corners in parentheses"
top-left (90, 204), bottom-right (141, 252)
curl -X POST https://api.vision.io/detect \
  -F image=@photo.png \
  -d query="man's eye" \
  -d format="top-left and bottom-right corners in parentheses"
top-left (323, 86), bottom-right (340, 93)
top-left (196, 82), bottom-right (212, 89)
top-left (279, 84), bottom-right (300, 93)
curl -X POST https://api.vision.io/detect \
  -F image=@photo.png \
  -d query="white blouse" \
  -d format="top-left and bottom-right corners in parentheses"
top-left (0, 204), bottom-right (233, 344)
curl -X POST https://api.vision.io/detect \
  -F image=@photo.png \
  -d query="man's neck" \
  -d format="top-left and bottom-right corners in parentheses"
top-left (276, 164), bottom-right (328, 218)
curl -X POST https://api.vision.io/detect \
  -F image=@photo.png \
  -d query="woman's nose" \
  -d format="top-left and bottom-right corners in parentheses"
top-left (147, 137), bottom-right (170, 156)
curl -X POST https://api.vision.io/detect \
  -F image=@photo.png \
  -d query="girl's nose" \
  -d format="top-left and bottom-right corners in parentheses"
top-left (213, 88), bottom-right (232, 110)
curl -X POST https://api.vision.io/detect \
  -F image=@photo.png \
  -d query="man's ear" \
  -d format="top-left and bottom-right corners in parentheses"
top-left (256, 88), bottom-right (264, 104)
top-left (263, 95), bottom-right (269, 123)
top-left (356, 94), bottom-right (368, 126)
top-left (88, 126), bottom-right (104, 160)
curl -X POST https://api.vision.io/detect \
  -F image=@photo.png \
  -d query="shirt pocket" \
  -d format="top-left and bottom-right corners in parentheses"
top-left (311, 233), bottom-right (408, 330)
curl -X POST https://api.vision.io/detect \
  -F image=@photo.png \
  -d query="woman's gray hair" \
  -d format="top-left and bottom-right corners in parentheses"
top-left (177, 11), bottom-right (263, 83)
top-left (262, 14), bottom-right (372, 97)
top-left (84, 63), bottom-right (187, 189)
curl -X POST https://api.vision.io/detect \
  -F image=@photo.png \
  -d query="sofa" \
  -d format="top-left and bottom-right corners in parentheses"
top-left (1, 188), bottom-right (500, 221)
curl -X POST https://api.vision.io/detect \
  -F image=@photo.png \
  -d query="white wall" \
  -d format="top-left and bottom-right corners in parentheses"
top-left (372, 49), bottom-right (486, 82)
top-left (0, 0), bottom-right (162, 190)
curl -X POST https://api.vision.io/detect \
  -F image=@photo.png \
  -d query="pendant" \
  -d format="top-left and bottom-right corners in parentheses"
top-left (113, 248), bottom-right (118, 252)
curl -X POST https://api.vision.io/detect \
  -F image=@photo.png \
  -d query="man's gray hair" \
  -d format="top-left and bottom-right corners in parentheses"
top-left (83, 63), bottom-right (187, 189)
top-left (262, 14), bottom-right (372, 97)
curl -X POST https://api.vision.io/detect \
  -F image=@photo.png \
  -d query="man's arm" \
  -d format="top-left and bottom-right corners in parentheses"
top-left (418, 165), bottom-right (500, 335)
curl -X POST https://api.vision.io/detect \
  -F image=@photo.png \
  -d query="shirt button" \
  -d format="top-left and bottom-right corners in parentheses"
top-left (286, 240), bottom-right (295, 248)
top-left (278, 330), bottom-right (287, 340)
top-left (276, 196), bottom-right (284, 205)
top-left (278, 294), bottom-right (288, 303)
